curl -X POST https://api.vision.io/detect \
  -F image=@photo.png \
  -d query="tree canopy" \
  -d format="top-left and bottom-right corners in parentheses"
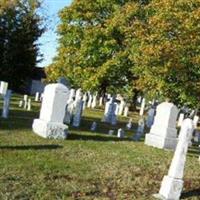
top-left (0, 0), bottom-right (44, 91)
top-left (46, 0), bottom-right (200, 107)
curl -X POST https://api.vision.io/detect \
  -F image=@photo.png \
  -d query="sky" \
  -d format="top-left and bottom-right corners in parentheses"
top-left (37, 0), bottom-right (72, 67)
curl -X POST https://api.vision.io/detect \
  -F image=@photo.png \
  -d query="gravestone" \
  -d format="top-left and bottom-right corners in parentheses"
top-left (123, 106), bottom-right (129, 117)
top-left (32, 83), bottom-right (69, 139)
top-left (27, 98), bottom-right (31, 111)
top-left (193, 115), bottom-right (199, 129)
top-left (146, 107), bottom-right (155, 128)
top-left (133, 118), bottom-right (145, 141)
top-left (118, 99), bottom-right (125, 115)
top-left (108, 130), bottom-right (114, 135)
top-left (35, 92), bottom-right (40, 101)
top-left (23, 95), bottom-right (28, 109)
top-left (145, 102), bottom-right (178, 150)
top-left (103, 97), bottom-right (117, 125)
top-left (177, 113), bottom-right (184, 127)
top-left (87, 92), bottom-right (93, 108)
top-left (154, 119), bottom-right (194, 200)
top-left (91, 92), bottom-right (97, 108)
top-left (2, 90), bottom-right (12, 118)
top-left (57, 77), bottom-right (70, 88)
top-left (0, 81), bottom-right (8, 95)
top-left (117, 128), bottom-right (125, 138)
top-left (126, 118), bottom-right (132, 130)
top-left (139, 98), bottom-right (146, 116)
top-left (90, 122), bottom-right (97, 131)
top-left (72, 99), bottom-right (84, 127)
top-left (99, 96), bottom-right (103, 106)
top-left (19, 100), bottom-right (23, 108)
top-left (82, 93), bottom-right (87, 110)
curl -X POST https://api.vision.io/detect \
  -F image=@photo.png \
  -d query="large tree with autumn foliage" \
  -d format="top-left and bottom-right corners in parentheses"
top-left (46, 0), bottom-right (200, 106)
top-left (130, 0), bottom-right (200, 107)
top-left (46, 0), bottom-right (148, 99)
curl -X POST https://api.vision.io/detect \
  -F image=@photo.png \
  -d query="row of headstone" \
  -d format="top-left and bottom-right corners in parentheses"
top-left (19, 95), bottom-right (32, 111)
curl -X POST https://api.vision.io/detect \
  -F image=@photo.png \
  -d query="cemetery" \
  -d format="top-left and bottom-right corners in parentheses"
top-left (0, 0), bottom-right (200, 199)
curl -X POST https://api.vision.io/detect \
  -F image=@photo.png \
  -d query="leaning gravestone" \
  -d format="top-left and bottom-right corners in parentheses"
top-left (154, 119), bottom-right (194, 200)
top-left (145, 102), bottom-right (178, 150)
top-left (32, 83), bottom-right (69, 139)
top-left (2, 90), bottom-right (12, 118)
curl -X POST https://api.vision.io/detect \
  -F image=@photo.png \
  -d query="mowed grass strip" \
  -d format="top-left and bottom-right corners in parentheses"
top-left (0, 94), bottom-right (199, 199)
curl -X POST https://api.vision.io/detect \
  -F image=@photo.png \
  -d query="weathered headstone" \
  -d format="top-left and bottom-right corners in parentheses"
top-left (32, 83), bottom-right (69, 139)
top-left (35, 92), bottom-right (40, 102)
top-left (145, 102), bottom-right (179, 150)
top-left (0, 81), bottom-right (8, 95)
top-left (154, 119), bottom-right (194, 200)
top-left (2, 90), bottom-right (12, 118)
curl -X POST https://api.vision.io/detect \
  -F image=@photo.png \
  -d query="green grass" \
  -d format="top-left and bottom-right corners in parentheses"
top-left (0, 94), bottom-right (199, 199)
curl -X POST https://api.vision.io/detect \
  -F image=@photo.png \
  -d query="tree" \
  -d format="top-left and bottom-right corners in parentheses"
top-left (0, 0), bottom-right (44, 91)
top-left (46, 0), bottom-right (146, 99)
top-left (130, 0), bottom-right (200, 107)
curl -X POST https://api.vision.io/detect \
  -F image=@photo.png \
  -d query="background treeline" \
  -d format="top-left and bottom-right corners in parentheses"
top-left (46, 0), bottom-right (200, 107)
top-left (0, 0), bottom-right (44, 92)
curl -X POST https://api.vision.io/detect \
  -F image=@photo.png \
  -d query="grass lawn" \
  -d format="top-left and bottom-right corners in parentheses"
top-left (0, 94), bottom-right (199, 200)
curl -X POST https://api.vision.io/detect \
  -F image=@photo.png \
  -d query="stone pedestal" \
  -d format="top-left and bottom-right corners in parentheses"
top-left (145, 102), bottom-right (178, 150)
top-left (32, 83), bottom-right (69, 139)
top-left (33, 119), bottom-right (68, 139)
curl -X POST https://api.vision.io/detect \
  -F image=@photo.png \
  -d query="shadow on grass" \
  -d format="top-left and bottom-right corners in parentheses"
top-left (181, 188), bottom-right (200, 199)
top-left (0, 144), bottom-right (62, 150)
top-left (68, 132), bottom-right (132, 142)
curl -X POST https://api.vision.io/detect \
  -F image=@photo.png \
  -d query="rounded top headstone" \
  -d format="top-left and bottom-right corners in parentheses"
top-left (45, 83), bottom-right (69, 93)
top-left (57, 77), bottom-right (71, 88)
